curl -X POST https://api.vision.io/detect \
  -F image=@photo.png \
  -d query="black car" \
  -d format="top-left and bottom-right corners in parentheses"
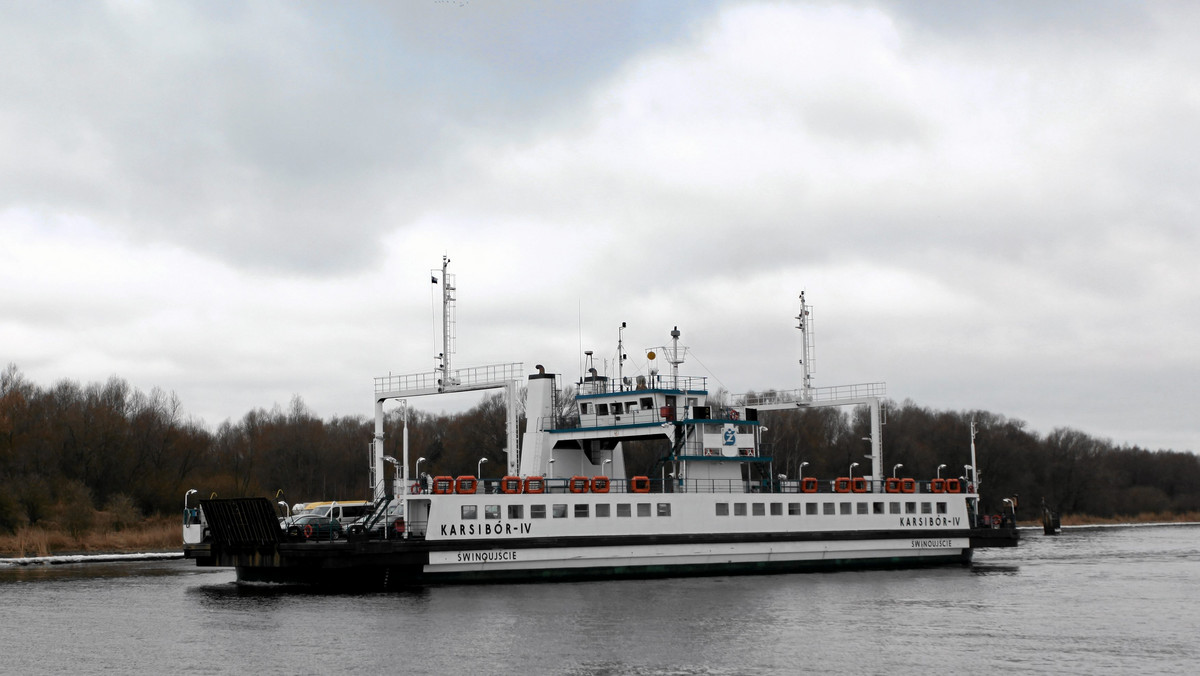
top-left (287, 514), bottom-right (344, 540)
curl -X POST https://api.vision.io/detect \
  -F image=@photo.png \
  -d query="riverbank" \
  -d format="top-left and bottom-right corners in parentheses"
top-left (0, 515), bottom-right (179, 559)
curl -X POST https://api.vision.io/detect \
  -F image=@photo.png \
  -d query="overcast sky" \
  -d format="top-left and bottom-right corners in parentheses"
top-left (2, 1), bottom-right (1197, 453)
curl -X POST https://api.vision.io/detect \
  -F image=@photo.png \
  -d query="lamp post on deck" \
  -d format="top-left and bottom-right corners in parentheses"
top-left (477, 457), bottom-right (488, 478)
top-left (849, 462), bottom-right (860, 480)
top-left (892, 463), bottom-right (904, 479)
top-left (937, 463), bottom-right (947, 479)
top-left (798, 461), bottom-right (809, 481)
top-left (548, 458), bottom-right (556, 479)
top-left (603, 458), bottom-right (612, 478)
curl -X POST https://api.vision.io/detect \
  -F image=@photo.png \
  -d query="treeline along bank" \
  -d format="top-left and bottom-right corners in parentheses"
top-left (1, 364), bottom-right (1197, 534)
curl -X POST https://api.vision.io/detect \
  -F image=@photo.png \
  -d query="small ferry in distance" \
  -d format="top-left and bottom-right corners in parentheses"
top-left (183, 257), bottom-right (1018, 588)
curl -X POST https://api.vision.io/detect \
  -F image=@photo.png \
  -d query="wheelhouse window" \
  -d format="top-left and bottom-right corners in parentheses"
top-left (612, 402), bottom-right (624, 414)
top-left (596, 403), bottom-right (609, 416)
top-left (580, 403), bottom-right (590, 415)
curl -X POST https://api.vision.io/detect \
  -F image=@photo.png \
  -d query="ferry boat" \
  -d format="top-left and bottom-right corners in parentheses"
top-left (183, 258), bottom-right (1018, 588)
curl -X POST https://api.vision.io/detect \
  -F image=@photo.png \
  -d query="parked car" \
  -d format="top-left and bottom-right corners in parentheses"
top-left (287, 514), bottom-right (344, 540)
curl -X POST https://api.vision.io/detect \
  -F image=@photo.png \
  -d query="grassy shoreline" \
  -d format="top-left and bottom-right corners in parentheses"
top-left (4, 511), bottom-right (1199, 559)
top-left (0, 516), bottom-right (180, 559)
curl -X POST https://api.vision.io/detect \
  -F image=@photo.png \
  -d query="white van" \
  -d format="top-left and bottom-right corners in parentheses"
top-left (305, 501), bottom-right (372, 525)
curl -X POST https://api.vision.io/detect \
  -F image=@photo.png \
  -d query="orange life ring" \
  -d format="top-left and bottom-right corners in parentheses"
top-left (834, 477), bottom-right (851, 493)
top-left (393, 518), bottom-right (406, 534)
top-left (455, 476), bottom-right (477, 494)
top-left (523, 477), bottom-right (545, 494)
top-left (885, 478), bottom-right (901, 493)
top-left (944, 478), bottom-right (962, 493)
top-left (800, 477), bottom-right (818, 493)
top-left (851, 477), bottom-right (868, 493)
top-left (500, 476), bottom-right (523, 494)
top-left (930, 478), bottom-right (946, 493)
top-left (591, 476), bottom-right (610, 493)
top-left (900, 478), bottom-right (916, 493)
top-left (630, 476), bottom-right (651, 493)
top-left (432, 476), bottom-right (454, 494)
top-left (409, 481), bottom-right (423, 494)
top-left (569, 476), bottom-right (589, 493)
top-left (303, 524), bottom-right (313, 538)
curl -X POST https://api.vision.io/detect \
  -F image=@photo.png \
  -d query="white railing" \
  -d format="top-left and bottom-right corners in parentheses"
top-left (375, 362), bottom-right (524, 396)
top-left (734, 382), bottom-right (886, 407)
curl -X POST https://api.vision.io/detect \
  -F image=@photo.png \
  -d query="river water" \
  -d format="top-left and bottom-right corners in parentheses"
top-left (2, 524), bottom-right (1197, 675)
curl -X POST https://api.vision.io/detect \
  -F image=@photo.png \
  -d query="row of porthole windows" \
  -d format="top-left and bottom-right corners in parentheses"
top-left (716, 501), bottom-right (950, 517)
top-left (461, 503), bottom-right (672, 520)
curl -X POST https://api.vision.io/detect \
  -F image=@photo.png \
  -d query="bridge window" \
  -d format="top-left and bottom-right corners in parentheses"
top-left (612, 402), bottom-right (623, 414)
top-left (597, 403), bottom-right (609, 416)
top-left (580, 403), bottom-right (590, 414)
top-left (640, 397), bottom-right (653, 409)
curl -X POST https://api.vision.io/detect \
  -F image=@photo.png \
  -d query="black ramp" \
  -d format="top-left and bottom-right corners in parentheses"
top-left (200, 498), bottom-right (281, 547)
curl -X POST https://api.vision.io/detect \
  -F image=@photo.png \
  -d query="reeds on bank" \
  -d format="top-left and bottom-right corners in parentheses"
top-left (0, 515), bottom-right (179, 559)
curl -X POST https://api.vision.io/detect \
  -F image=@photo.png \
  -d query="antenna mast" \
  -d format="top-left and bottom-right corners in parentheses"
top-left (436, 255), bottom-right (457, 387)
top-left (797, 292), bottom-right (814, 401)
